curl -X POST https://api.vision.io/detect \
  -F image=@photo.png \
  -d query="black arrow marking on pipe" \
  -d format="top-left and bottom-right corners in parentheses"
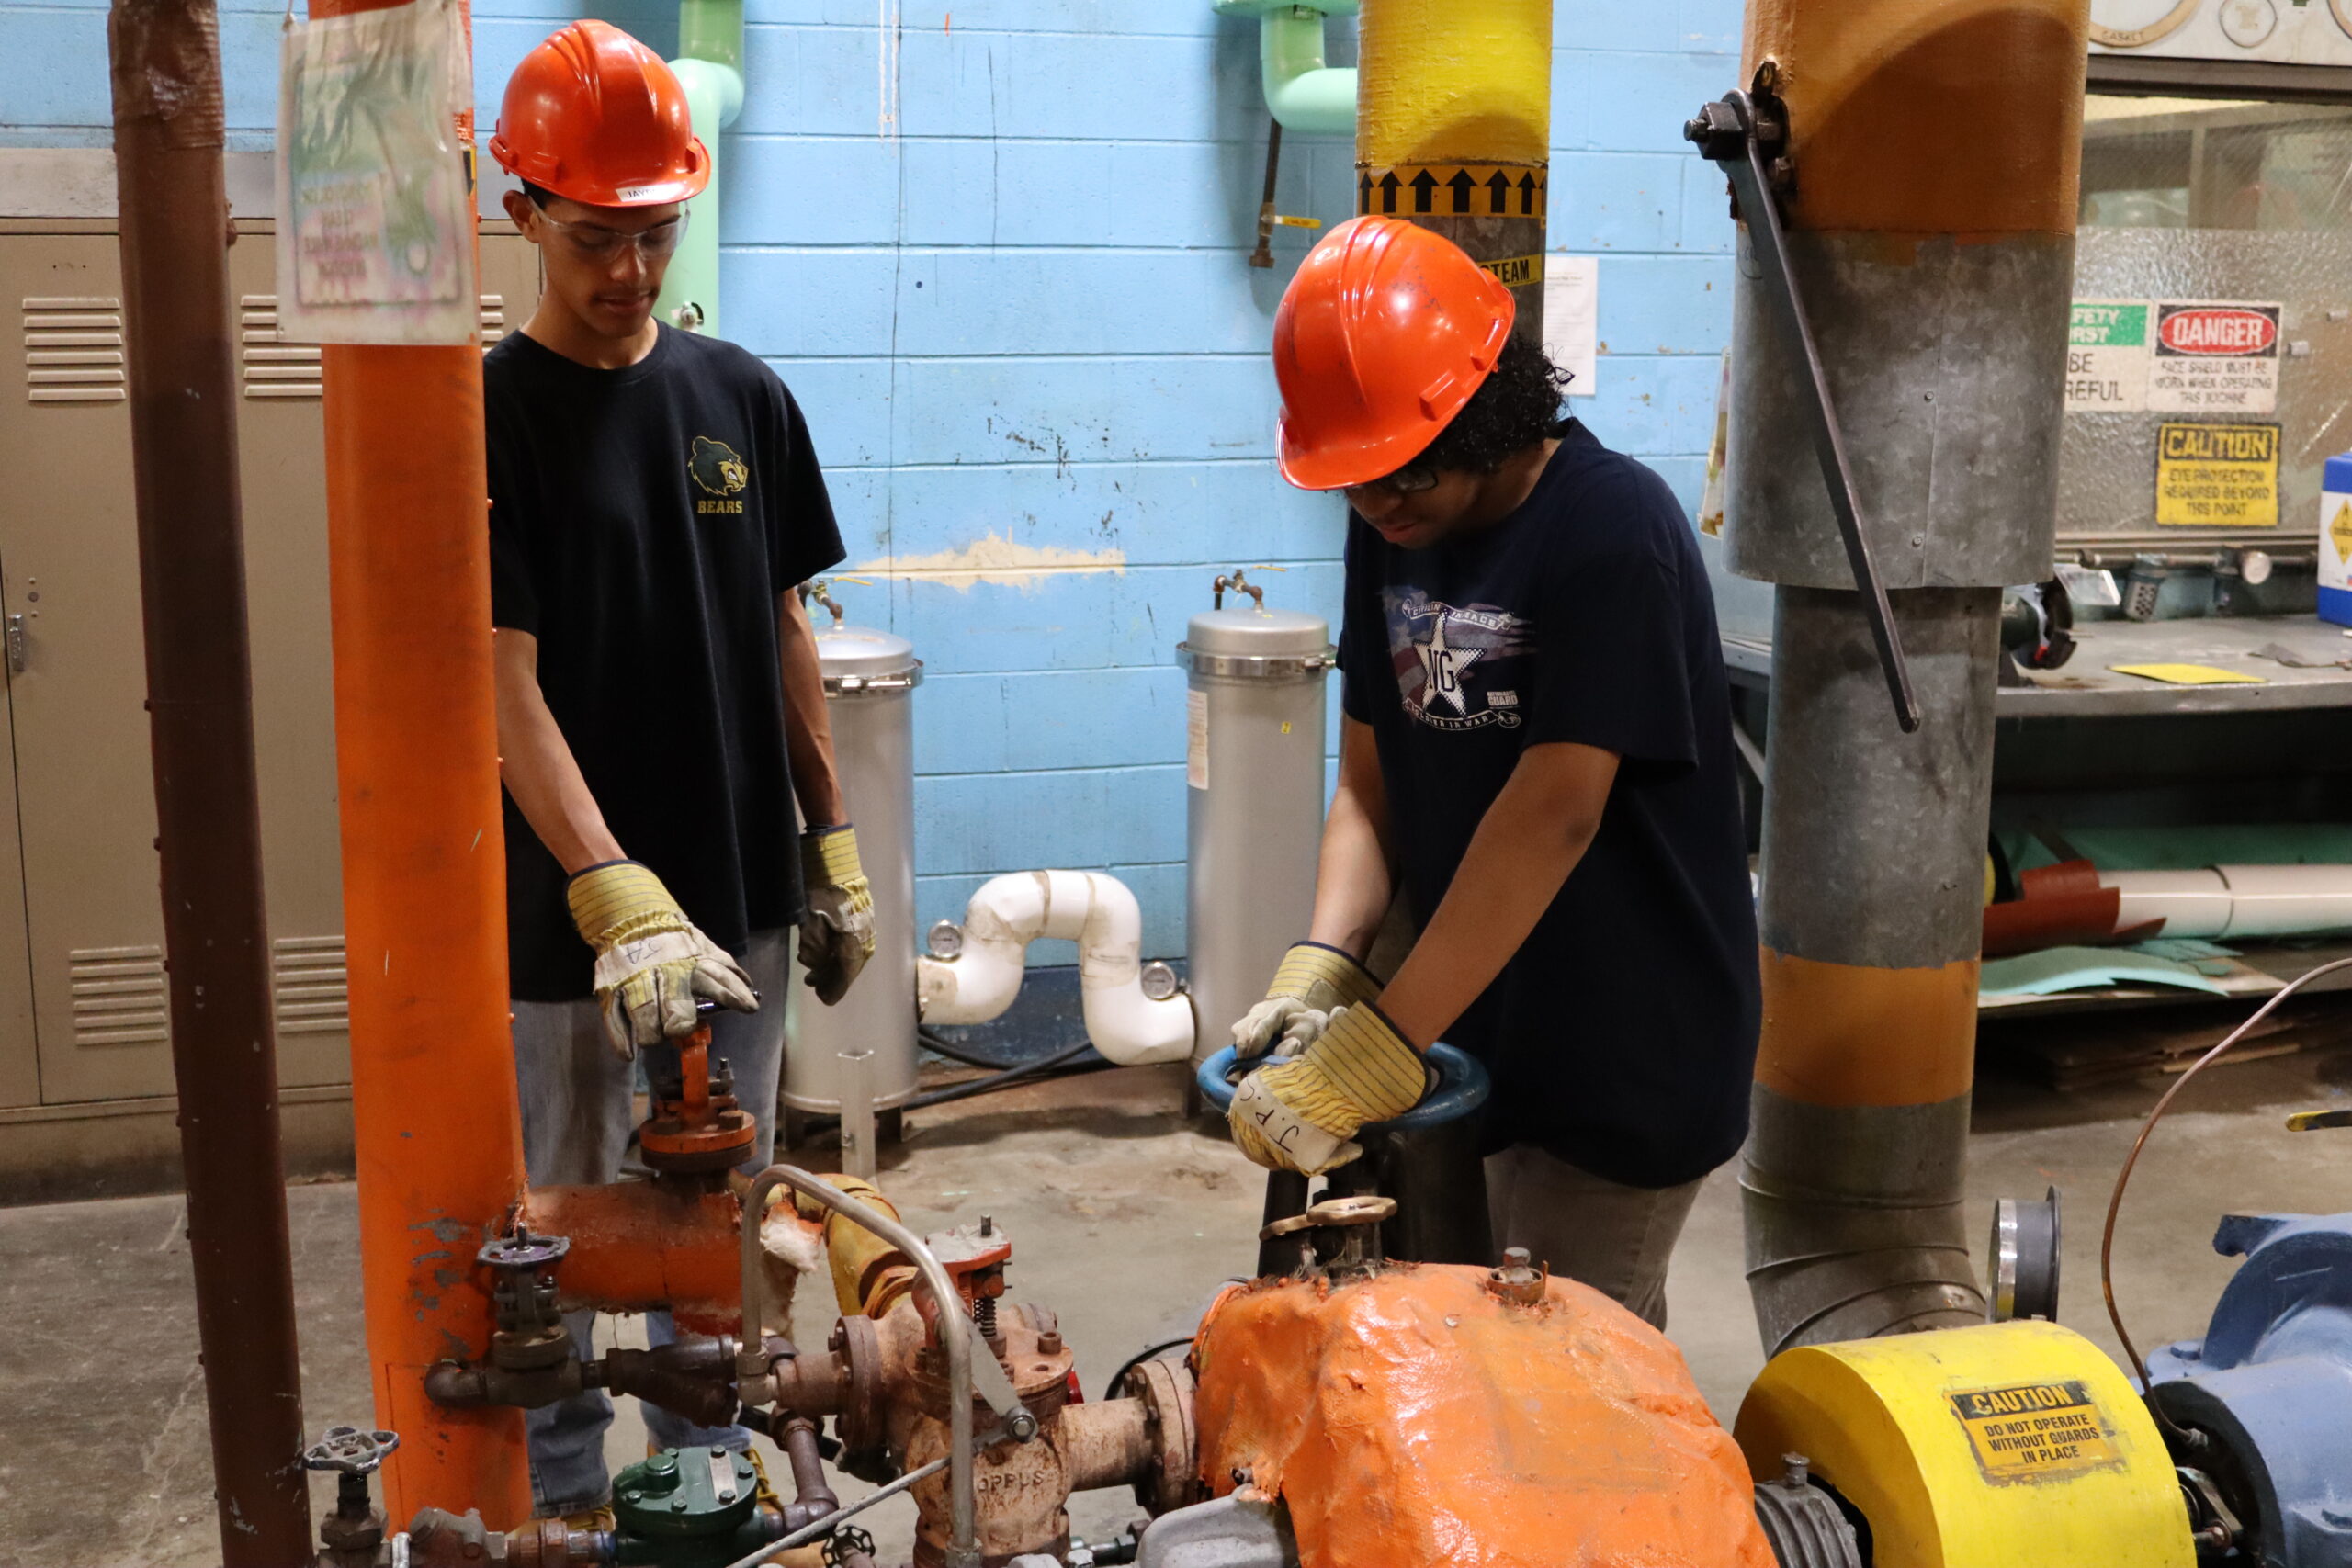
top-left (1379, 171), bottom-right (1401, 213)
top-left (1358, 172), bottom-right (1374, 214)
top-left (1487, 171), bottom-right (1512, 216)
top-left (1448, 169), bottom-right (1476, 214)
top-left (1410, 169), bottom-right (1438, 213)
top-left (1518, 173), bottom-right (1538, 215)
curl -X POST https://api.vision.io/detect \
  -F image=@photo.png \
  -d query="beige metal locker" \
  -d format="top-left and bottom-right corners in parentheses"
top-left (0, 187), bottom-right (537, 1179)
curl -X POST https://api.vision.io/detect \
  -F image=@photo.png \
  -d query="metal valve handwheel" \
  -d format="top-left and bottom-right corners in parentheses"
top-left (304, 1425), bottom-right (401, 1475)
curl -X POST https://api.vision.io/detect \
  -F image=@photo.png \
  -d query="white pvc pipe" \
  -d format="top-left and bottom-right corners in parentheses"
top-left (2105, 864), bottom-right (2352, 942)
top-left (917, 871), bottom-right (1195, 1066)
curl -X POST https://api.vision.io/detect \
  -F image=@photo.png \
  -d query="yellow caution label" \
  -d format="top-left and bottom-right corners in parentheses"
top-left (1479, 254), bottom-right (1544, 288)
top-left (1949, 1381), bottom-right (2124, 1484)
top-left (2155, 421), bottom-right (2279, 527)
top-left (1357, 164), bottom-right (1549, 220)
top-left (2331, 501), bottom-right (2352, 562)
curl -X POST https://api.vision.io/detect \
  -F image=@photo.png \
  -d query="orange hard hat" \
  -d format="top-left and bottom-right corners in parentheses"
top-left (490, 20), bottom-right (710, 209)
top-left (1272, 217), bottom-right (1517, 491)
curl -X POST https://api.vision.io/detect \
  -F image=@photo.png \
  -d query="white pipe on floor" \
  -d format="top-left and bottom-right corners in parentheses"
top-left (918, 870), bottom-right (1195, 1066)
top-left (2105, 864), bottom-right (2352, 942)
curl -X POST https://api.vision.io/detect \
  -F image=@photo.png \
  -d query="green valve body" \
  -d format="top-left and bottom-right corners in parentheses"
top-left (613, 1447), bottom-right (776, 1568)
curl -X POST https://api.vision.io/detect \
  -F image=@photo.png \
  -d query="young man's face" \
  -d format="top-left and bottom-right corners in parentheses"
top-left (1342, 462), bottom-right (1488, 551)
top-left (507, 189), bottom-right (684, 342)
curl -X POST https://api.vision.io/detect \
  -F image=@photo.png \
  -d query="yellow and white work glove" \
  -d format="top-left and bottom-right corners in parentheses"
top-left (567, 861), bottom-right (758, 1060)
top-left (1231, 941), bottom-right (1384, 1062)
top-left (797, 826), bottom-right (876, 1007)
top-left (1228, 1001), bottom-right (1430, 1176)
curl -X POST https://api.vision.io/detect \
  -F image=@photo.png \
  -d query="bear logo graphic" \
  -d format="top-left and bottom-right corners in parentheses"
top-left (690, 436), bottom-right (750, 497)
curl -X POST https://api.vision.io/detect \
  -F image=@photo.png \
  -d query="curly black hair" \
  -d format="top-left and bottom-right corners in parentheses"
top-left (1414, 333), bottom-right (1571, 477)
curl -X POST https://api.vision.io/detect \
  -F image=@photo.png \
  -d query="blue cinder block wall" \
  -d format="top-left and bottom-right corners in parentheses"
top-left (2, 0), bottom-right (1738, 961)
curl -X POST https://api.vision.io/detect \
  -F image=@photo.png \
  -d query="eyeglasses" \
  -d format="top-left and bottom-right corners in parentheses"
top-left (1345, 462), bottom-right (1440, 498)
top-left (528, 199), bottom-right (689, 264)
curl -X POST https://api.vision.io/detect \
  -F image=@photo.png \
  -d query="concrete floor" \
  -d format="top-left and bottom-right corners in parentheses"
top-left (10, 1038), bottom-right (2352, 1566)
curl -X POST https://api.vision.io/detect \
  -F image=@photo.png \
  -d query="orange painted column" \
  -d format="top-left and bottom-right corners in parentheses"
top-left (315, 0), bottom-right (531, 1522)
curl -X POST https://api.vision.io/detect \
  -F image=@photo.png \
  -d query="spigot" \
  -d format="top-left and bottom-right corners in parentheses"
top-left (305, 1425), bottom-right (400, 1562)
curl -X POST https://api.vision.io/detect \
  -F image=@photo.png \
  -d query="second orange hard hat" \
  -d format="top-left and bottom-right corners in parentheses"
top-left (490, 20), bottom-right (710, 209)
top-left (1272, 217), bottom-right (1518, 491)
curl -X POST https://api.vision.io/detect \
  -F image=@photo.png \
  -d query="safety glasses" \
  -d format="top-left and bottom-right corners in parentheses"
top-left (528, 199), bottom-right (690, 264)
top-left (1346, 462), bottom-right (1441, 499)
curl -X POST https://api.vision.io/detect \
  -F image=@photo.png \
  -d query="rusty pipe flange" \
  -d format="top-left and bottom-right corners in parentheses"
top-left (1120, 1356), bottom-right (1203, 1517)
top-left (639, 1105), bottom-right (759, 1173)
top-left (831, 1313), bottom-right (890, 1463)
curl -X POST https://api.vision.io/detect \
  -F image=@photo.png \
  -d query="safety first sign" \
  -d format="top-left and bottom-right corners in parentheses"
top-left (2064, 299), bottom-right (2283, 414)
top-left (2155, 421), bottom-right (2281, 527)
top-left (1949, 1381), bottom-right (2124, 1485)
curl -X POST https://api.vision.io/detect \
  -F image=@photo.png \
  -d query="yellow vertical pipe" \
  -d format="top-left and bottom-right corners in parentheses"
top-left (1355, 0), bottom-right (1554, 335)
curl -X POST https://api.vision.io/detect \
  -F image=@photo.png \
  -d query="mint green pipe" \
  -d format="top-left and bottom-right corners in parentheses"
top-left (1260, 7), bottom-right (1356, 136)
top-left (661, 0), bottom-right (744, 337)
top-left (1213, 0), bottom-right (1357, 136)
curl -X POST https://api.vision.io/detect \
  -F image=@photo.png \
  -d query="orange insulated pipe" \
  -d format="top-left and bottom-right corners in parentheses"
top-left (315, 0), bottom-right (529, 1524)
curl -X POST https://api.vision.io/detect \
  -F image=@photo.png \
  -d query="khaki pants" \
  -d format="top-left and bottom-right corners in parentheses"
top-left (1484, 1143), bottom-right (1704, 1330)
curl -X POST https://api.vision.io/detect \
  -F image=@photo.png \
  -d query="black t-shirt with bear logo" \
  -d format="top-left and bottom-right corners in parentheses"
top-left (487, 324), bottom-right (844, 1001)
top-left (1339, 420), bottom-right (1759, 1188)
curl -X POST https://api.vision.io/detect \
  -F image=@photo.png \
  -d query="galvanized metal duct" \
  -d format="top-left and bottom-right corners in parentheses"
top-left (1733, 0), bottom-right (2091, 1354)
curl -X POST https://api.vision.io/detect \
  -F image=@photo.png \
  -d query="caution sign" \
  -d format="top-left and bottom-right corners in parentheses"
top-left (1949, 1381), bottom-right (2123, 1485)
top-left (2332, 500), bottom-right (2352, 563)
top-left (1479, 254), bottom-right (1544, 288)
top-left (1358, 164), bottom-right (1548, 220)
top-left (2155, 422), bottom-right (2281, 527)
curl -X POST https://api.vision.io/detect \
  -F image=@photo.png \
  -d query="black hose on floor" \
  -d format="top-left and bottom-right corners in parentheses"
top-left (904, 1039), bottom-right (1102, 1111)
top-left (917, 1026), bottom-right (1021, 1071)
top-left (1102, 1337), bottom-right (1194, 1403)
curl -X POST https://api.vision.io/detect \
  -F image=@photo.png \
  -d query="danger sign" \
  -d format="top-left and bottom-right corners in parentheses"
top-left (2155, 421), bottom-right (2280, 527)
top-left (2151, 300), bottom-right (2282, 414)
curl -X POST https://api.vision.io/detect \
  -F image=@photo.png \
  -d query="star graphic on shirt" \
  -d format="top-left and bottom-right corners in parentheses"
top-left (1415, 615), bottom-right (1484, 716)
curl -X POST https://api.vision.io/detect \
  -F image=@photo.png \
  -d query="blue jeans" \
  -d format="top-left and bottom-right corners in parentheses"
top-left (510, 929), bottom-right (789, 1516)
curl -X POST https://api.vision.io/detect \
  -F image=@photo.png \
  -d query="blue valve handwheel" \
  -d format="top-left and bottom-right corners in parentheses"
top-left (1196, 1041), bottom-right (1489, 1131)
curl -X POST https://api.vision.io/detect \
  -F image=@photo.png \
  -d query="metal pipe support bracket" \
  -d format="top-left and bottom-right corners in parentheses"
top-left (1683, 82), bottom-right (1920, 733)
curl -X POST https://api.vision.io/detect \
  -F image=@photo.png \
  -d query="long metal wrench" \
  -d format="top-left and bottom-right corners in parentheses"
top-left (1691, 90), bottom-right (1922, 734)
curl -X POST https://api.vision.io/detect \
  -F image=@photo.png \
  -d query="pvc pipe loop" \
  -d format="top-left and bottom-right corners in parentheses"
top-left (1195, 1042), bottom-right (1490, 1129)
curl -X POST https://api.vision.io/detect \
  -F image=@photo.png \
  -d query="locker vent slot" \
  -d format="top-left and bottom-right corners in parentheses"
top-left (238, 296), bottom-right (321, 400)
top-left (69, 945), bottom-right (167, 1046)
top-left (237, 294), bottom-right (510, 397)
top-left (23, 297), bottom-right (127, 404)
top-left (273, 935), bottom-right (348, 1035)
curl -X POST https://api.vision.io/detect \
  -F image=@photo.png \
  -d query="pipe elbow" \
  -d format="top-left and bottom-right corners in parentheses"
top-left (669, 55), bottom-right (745, 132)
top-left (1258, 10), bottom-right (1356, 136)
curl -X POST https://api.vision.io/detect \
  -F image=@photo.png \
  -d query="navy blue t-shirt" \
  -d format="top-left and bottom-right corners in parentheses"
top-left (1338, 421), bottom-right (1759, 1188)
top-left (487, 325), bottom-right (845, 1001)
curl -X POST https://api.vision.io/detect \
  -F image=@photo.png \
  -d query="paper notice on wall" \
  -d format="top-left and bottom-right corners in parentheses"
top-left (2149, 301), bottom-right (2282, 414)
top-left (1696, 349), bottom-right (1732, 536)
top-left (275, 0), bottom-right (478, 344)
top-left (2064, 300), bottom-right (2151, 412)
top-left (1186, 687), bottom-right (1209, 791)
top-left (1543, 256), bottom-right (1599, 397)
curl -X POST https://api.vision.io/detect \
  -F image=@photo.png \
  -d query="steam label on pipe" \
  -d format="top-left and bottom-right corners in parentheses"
top-left (2064, 300), bottom-right (2151, 412)
top-left (2155, 420), bottom-right (2281, 526)
top-left (2151, 300), bottom-right (2282, 414)
top-left (1187, 687), bottom-right (1209, 792)
top-left (1948, 1381), bottom-right (2124, 1484)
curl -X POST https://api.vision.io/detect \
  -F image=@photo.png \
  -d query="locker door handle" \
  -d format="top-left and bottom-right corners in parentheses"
top-left (6, 614), bottom-right (24, 675)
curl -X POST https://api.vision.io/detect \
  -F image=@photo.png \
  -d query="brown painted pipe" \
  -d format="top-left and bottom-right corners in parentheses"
top-left (107, 1), bottom-right (311, 1561)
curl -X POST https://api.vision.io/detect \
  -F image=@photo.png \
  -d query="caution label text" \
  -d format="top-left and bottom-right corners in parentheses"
top-left (2155, 421), bottom-right (2280, 527)
top-left (1949, 1381), bottom-right (2123, 1485)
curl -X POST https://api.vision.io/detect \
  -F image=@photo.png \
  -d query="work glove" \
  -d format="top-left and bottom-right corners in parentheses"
top-left (1228, 1001), bottom-right (1430, 1176)
top-left (567, 861), bottom-right (758, 1061)
top-left (1231, 941), bottom-right (1383, 1062)
top-left (798, 825), bottom-right (876, 1006)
